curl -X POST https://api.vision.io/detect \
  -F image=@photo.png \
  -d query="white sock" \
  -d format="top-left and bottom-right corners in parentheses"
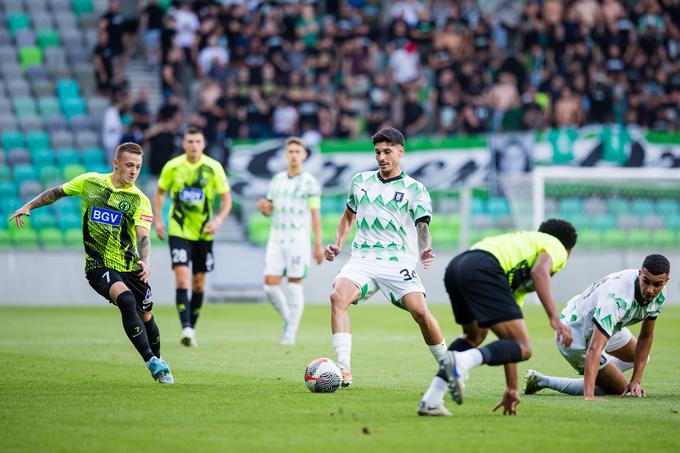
top-left (541, 375), bottom-right (606, 396)
top-left (422, 376), bottom-right (448, 406)
top-left (456, 348), bottom-right (484, 372)
top-left (428, 340), bottom-right (448, 363)
top-left (284, 282), bottom-right (305, 338)
top-left (264, 284), bottom-right (290, 325)
top-left (332, 332), bottom-right (352, 370)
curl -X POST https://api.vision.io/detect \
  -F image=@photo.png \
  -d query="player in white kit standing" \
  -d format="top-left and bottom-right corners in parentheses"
top-left (324, 127), bottom-right (448, 387)
top-left (257, 137), bottom-right (323, 345)
top-left (523, 254), bottom-right (670, 399)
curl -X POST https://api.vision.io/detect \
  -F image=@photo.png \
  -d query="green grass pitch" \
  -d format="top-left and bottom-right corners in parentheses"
top-left (2, 303), bottom-right (680, 452)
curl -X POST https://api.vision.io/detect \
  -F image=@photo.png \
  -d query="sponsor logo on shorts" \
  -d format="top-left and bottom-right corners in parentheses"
top-left (180, 188), bottom-right (204, 202)
top-left (90, 206), bottom-right (122, 226)
top-left (140, 214), bottom-right (153, 223)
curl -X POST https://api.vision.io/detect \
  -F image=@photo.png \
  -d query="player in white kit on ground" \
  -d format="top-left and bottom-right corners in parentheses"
top-left (523, 254), bottom-right (670, 399)
top-left (324, 127), bottom-right (448, 387)
top-left (257, 137), bottom-right (323, 346)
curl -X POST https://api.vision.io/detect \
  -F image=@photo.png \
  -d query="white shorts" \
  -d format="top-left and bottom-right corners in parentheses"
top-left (264, 240), bottom-right (310, 279)
top-left (333, 257), bottom-right (426, 309)
top-left (557, 327), bottom-right (633, 375)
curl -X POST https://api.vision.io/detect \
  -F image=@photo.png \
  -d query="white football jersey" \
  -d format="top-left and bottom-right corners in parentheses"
top-left (266, 171), bottom-right (321, 245)
top-left (560, 269), bottom-right (666, 350)
top-left (346, 170), bottom-right (432, 265)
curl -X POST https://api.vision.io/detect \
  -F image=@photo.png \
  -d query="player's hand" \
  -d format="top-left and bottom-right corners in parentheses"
top-left (313, 244), bottom-right (324, 264)
top-left (492, 388), bottom-right (521, 415)
top-left (551, 318), bottom-right (572, 347)
top-left (256, 198), bottom-right (273, 216)
top-left (324, 244), bottom-right (341, 261)
top-left (154, 221), bottom-right (166, 241)
top-left (203, 218), bottom-right (223, 235)
top-left (584, 395), bottom-right (604, 401)
top-left (137, 260), bottom-right (150, 283)
top-left (420, 247), bottom-right (436, 269)
top-left (622, 382), bottom-right (645, 398)
top-left (8, 205), bottom-right (31, 228)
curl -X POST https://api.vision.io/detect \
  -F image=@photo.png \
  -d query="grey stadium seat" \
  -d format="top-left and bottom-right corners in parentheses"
top-left (87, 96), bottom-right (110, 118)
top-left (75, 130), bottom-right (99, 149)
top-left (50, 130), bottom-right (75, 149)
top-left (69, 115), bottom-right (97, 132)
top-left (7, 79), bottom-right (31, 98)
top-left (15, 29), bottom-right (36, 47)
top-left (18, 114), bottom-right (43, 132)
top-left (31, 79), bottom-right (55, 97)
top-left (3, 0), bottom-right (26, 14)
top-left (20, 181), bottom-right (43, 200)
top-left (0, 113), bottom-right (18, 132)
top-left (44, 114), bottom-right (68, 133)
top-left (7, 148), bottom-right (32, 166)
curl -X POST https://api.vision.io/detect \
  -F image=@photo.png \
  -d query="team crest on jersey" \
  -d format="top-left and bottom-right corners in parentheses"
top-left (394, 192), bottom-right (404, 202)
top-left (118, 200), bottom-right (131, 212)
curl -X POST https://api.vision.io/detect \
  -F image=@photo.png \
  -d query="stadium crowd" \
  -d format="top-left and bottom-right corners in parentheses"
top-left (97, 0), bottom-right (680, 162)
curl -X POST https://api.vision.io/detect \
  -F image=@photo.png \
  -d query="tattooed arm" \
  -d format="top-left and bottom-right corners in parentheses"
top-left (136, 226), bottom-right (152, 283)
top-left (416, 220), bottom-right (436, 269)
top-left (8, 185), bottom-right (68, 228)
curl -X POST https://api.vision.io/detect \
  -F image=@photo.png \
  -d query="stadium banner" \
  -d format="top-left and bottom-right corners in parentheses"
top-left (227, 130), bottom-right (680, 200)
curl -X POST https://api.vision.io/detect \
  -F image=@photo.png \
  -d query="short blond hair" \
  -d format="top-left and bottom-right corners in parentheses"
top-left (285, 137), bottom-right (305, 148)
top-left (115, 142), bottom-right (144, 159)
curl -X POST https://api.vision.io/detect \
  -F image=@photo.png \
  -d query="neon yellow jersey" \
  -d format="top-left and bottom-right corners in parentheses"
top-left (472, 231), bottom-right (568, 306)
top-left (157, 154), bottom-right (230, 241)
top-left (63, 172), bottom-right (153, 273)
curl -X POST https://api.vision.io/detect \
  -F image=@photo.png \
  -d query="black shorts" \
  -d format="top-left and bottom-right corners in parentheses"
top-left (86, 267), bottom-right (153, 312)
top-left (444, 250), bottom-right (523, 328)
top-left (168, 236), bottom-right (214, 273)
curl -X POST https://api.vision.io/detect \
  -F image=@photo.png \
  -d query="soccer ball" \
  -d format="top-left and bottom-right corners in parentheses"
top-left (304, 358), bottom-right (342, 393)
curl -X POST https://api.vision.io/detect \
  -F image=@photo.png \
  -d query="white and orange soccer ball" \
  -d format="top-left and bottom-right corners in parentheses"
top-left (304, 358), bottom-right (342, 393)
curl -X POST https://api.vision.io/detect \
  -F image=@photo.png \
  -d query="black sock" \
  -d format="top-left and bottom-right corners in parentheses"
top-left (176, 288), bottom-right (191, 328)
top-left (190, 291), bottom-right (204, 328)
top-left (117, 291), bottom-right (154, 362)
top-left (478, 339), bottom-right (523, 366)
top-left (448, 337), bottom-right (475, 352)
top-left (144, 316), bottom-right (161, 359)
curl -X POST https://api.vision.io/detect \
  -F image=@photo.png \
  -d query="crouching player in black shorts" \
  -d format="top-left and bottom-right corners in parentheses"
top-left (9, 142), bottom-right (173, 384)
top-left (417, 219), bottom-right (577, 416)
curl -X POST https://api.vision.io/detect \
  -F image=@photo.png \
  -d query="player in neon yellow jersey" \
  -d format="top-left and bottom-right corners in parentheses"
top-left (153, 127), bottom-right (232, 347)
top-left (256, 137), bottom-right (323, 346)
top-left (9, 142), bottom-right (173, 384)
top-left (418, 220), bottom-right (577, 416)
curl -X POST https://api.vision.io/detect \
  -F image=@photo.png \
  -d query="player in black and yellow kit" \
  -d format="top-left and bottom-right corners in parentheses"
top-left (153, 127), bottom-right (232, 346)
top-left (9, 143), bottom-right (173, 383)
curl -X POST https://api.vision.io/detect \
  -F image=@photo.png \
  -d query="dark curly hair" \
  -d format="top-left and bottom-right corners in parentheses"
top-left (642, 254), bottom-right (670, 276)
top-left (371, 127), bottom-right (404, 146)
top-left (538, 218), bottom-right (577, 250)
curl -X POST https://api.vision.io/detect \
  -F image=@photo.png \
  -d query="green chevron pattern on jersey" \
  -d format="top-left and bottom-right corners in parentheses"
top-left (346, 171), bottom-right (431, 264)
top-left (266, 171), bottom-right (321, 246)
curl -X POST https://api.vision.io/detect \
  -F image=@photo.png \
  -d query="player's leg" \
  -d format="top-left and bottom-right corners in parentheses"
top-left (188, 240), bottom-right (214, 331)
top-left (169, 236), bottom-right (193, 335)
top-left (190, 272), bottom-right (206, 329)
top-left (330, 274), bottom-right (365, 387)
top-left (263, 241), bottom-right (290, 339)
top-left (280, 246), bottom-right (309, 345)
top-left (400, 292), bottom-right (447, 362)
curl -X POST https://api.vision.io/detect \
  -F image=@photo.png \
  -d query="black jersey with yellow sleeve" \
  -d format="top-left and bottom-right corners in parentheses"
top-left (62, 172), bottom-right (154, 273)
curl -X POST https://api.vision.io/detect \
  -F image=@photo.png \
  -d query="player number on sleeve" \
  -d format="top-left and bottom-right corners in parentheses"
top-left (399, 269), bottom-right (417, 281)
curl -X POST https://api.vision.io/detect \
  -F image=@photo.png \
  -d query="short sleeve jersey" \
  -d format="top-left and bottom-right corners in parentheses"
top-left (472, 231), bottom-right (568, 307)
top-left (157, 154), bottom-right (230, 241)
top-left (346, 171), bottom-right (432, 264)
top-left (266, 171), bottom-right (321, 245)
top-left (560, 269), bottom-right (665, 350)
top-left (63, 172), bottom-right (153, 273)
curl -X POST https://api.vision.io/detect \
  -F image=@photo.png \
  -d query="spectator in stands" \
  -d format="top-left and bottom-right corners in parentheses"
top-left (131, 89), bottom-right (151, 132)
top-left (102, 96), bottom-right (125, 161)
top-left (93, 31), bottom-right (114, 95)
top-left (141, 0), bottom-right (166, 66)
top-left (145, 105), bottom-right (181, 176)
top-left (173, 1), bottom-right (200, 71)
top-left (198, 34), bottom-right (229, 78)
top-left (402, 89), bottom-right (427, 137)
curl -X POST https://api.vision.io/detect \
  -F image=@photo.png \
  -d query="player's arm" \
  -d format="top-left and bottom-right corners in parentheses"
top-left (624, 318), bottom-right (656, 397)
top-left (152, 187), bottom-right (167, 240)
top-left (256, 198), bottom-right (273, 216)
top-left (531, 252), bottom-right (572, 347)
top-left (583, 325), bottom-right (608, 400)
top-left (325, 206), bottom-right (355, 261)
top-left (493, 363), bottom-right (521, 415)
top-left (204, 191), bottom-right (232, 235)
top-left (8, 185), bottom-right (68, 228)
top-left (136, 226), bottom-right (151, 283)
top-left (416, 219), bottom-right (436, 269)
top-left (311, 207), bottom-right (323, 264)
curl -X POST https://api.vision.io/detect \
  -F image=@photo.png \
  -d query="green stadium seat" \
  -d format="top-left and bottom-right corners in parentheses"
top-left (58, 211), bottom-right (82, 230)
top-left (37, 30), bottom-right (60, 49)
top-left (39, 165), bottom-right (62, 185)
top-left (652, 230), bottom-right (676, 248)
top-left (12, 164), bottom-right (39, 184)
top-left (72, 0), bottom-right (95, 16)
top-left (559, 198), bottom-right (582, 216)
top-left (665, 214), bottom-right (680, 230)
top-left (56, 79), bottom-right (80, 99)
top-left (656, 199), bottom-right (679, 215)
top-left (429, 221), bottom-right (457, 250)
top-left (7, 13), bottom-right (31, 36)
top-left (602, 229), bottom-right (627, 248)
top-left (566, 214), bottom-right (591, 229)
top-left (471, 198), bottom-right (487, 214)
top-left (56, 149), bottom-right (80, 167)
top-left (2, 131), bottom-right (25, 149)
top-left (0, 229), bottom-right (11, 249)
top-left (0, 166), bottom-right (11, 182)
top-left (0, 181), bottom-right (20, 199)
top-left (61, 98), bottom-right (86, 119)
top-left (19, 46), bottom-right (43, 71)
top-left (608, 199), bottom-right (630, 215)
top-left (81, 147), bottom-right (104, 167)
top-left (64, 227), bottom-right (83, 249)
top-left (577, 229), bottom-right (603, 250)
top-left (10, 226), bottom-right (39, 249)
top-left (38, 97), bottom-right (61, 117)
top-left (31, 208), bottom-right (57, 230)
top-left (592, 215), bottom-right (616, 230)
top-left (631, 199), bottom-right (654, 216)
top-left (628, 229), bottom-right (651, 249)
top-left (26, 130), bottom-right (50, 152)
top-left (488, 197), bottom-right (510, 216)
top-left (39, 228), bottom-right (64, 249)
top-left (0, 196), bottom-right (22, 217)
top-left (63, 164), bottom-right (86, 181)
top-left (13, 97), bottom-right (38, 117)
top-left (31, 148), bottom-right (57, 168)
top-left (87, 164), bottom-right (109, 174)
